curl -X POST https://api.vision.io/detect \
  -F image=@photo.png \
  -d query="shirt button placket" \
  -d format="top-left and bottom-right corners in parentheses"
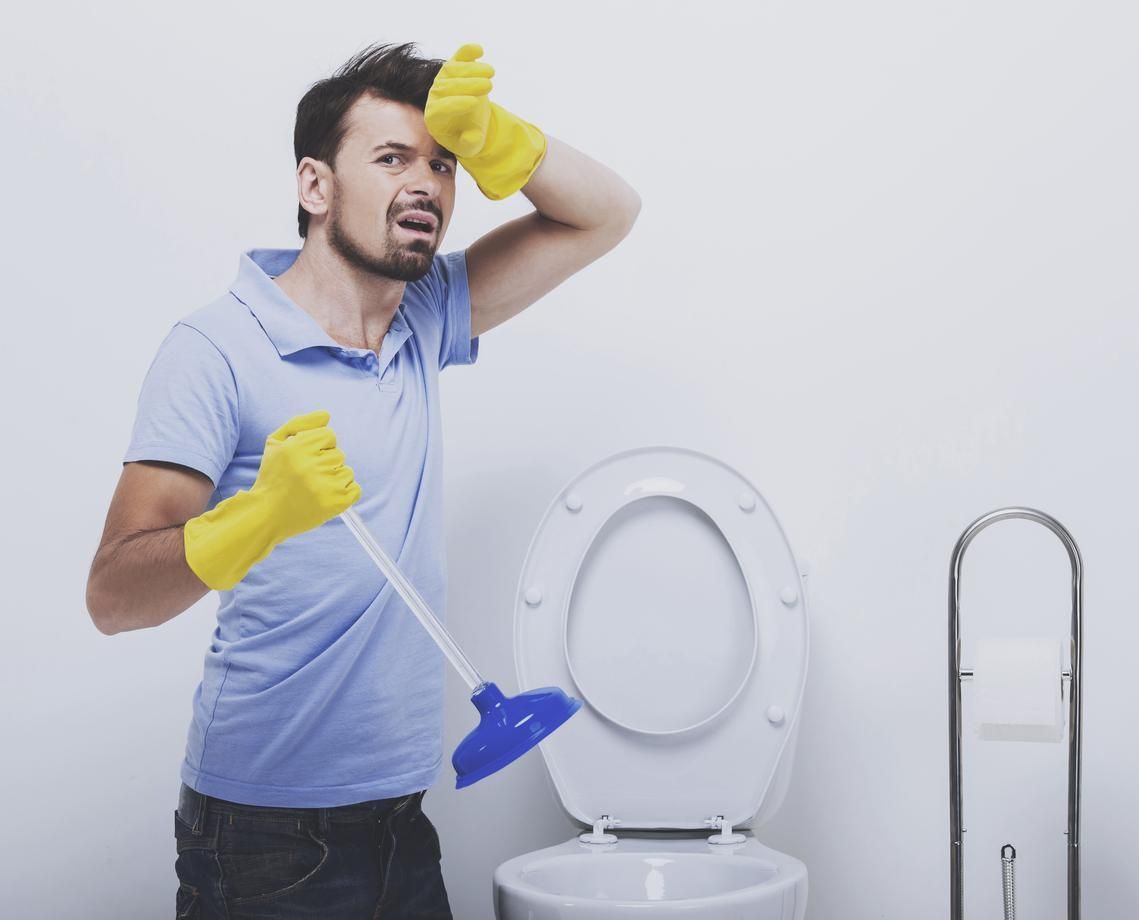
top-left (368, 352), bottom-right (383, 391)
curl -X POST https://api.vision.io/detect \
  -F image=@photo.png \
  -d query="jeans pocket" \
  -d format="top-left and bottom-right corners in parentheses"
top-left (174, 810), bottom-right (208, 854)
top-left (175, 881), bottom-right (199, 919)
top-left (218, 816), bottom-right (329, 905)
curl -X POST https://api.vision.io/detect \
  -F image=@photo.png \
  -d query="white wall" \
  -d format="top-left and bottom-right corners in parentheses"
top-left (3, 1), bottom-right (1136, 917)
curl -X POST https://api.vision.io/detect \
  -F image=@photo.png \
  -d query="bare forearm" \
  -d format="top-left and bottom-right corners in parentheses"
top-left (520, 134), bottom-right (641, 232)
top-left (87, 526), bottom-right (210, 634)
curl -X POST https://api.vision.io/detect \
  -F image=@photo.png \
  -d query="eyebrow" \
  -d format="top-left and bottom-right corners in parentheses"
top-left (370, 141), bottom-right (456, 164)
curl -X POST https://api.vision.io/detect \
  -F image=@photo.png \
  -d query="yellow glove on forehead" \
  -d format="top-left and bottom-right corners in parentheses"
top-left (425, 43), bottom-right (547, 201)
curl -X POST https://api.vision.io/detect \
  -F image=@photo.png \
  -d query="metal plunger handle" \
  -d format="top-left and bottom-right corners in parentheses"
top-left (339, 508), bottom-right (486, 692)
top-left (948, 507), bottom-right (1083, 920)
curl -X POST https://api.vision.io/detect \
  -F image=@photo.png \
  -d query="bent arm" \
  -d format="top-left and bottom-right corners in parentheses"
top-left (86, 460), bottom-right (215, 635)
top-left (519, 134), bottom-right (641, 233)
top-left (467, 135), bottom-right (642, 338)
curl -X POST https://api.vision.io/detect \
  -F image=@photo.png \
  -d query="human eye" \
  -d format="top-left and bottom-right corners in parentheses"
top-left (433, 161), bottom-right (453, 174)
top-left (376, 153), bottom-right (402, 165)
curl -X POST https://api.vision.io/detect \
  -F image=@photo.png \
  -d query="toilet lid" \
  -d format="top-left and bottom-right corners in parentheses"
top-left (514, 446), bottom-right (809, 831)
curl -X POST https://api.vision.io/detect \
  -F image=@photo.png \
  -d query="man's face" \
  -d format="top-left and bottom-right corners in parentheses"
top-left (318, 94), bottom-right (457, 282)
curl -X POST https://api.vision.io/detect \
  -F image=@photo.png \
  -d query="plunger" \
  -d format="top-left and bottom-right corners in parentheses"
top-left (339, 507), bottom-right (582, 789)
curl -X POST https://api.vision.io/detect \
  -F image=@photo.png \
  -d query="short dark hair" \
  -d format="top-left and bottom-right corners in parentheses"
top-left (293, 41), bottom-right (445, 239)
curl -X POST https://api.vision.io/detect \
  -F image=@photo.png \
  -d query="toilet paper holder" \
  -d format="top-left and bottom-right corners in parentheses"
top-left (947, 507), bottom-right (1083, 920)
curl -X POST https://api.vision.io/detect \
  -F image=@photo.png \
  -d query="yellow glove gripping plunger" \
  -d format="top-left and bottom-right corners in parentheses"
top-left (424, 43), bottom-right (548, 201)
top-left (183, 410), bottom-right (362, 591)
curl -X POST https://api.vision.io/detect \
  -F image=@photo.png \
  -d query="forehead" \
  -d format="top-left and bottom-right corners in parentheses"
top-left (343, 94), bottom-right (452, 158)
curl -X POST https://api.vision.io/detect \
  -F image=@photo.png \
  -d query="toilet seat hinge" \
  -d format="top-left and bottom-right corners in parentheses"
top-left (705, 815), bottom-right (746, 845)
top-left (579, 814), bottom-right (621, 845)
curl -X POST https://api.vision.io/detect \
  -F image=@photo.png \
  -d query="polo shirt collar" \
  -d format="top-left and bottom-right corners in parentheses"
top-left (230, 248), bottom-right (412, 358)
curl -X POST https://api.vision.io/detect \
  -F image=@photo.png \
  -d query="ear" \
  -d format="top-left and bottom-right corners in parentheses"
top-left (297, 157), bottom-right (332, 223)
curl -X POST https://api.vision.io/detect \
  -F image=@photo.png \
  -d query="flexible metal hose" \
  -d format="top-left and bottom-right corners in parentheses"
top-left (1001, 844), bottom-right (1017, 920)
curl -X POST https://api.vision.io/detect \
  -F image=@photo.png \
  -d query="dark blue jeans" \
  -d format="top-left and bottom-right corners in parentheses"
top-left (173, 782), bottom-right (453, 919)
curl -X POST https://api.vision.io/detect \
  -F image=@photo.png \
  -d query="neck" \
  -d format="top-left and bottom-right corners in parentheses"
top-left (273, 241), bottom-right (404, 353)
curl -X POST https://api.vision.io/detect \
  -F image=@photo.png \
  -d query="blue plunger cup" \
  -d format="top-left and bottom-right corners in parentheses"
top-left (338, 508), bottom-right (582, 789)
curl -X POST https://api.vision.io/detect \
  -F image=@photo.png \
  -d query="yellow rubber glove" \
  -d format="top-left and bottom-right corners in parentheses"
top-left (424, 43), bottom-right (548, 201)
top-left (183, 410), bottom-right (362, 591)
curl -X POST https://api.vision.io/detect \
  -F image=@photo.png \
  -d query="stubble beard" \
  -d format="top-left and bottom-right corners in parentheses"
top-left (327, 203), bottom-right (435, 283)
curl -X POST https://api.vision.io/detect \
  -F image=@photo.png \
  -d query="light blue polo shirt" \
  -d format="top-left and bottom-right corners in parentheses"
top-left (122, 247), bottom-right (479, 807)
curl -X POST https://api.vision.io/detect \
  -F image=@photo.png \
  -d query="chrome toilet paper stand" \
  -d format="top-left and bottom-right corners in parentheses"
top-left (947, 507), bottom-right (1083, 919)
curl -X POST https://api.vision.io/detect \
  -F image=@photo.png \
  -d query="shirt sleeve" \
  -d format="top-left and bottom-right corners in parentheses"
top-left (432, 249), bottom-right (480, 370)
top-left (121, 322), bottom-right (240, 488)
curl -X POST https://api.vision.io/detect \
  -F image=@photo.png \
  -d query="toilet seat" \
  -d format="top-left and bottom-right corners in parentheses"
top-left (514, 446), bottom-right (809, 831)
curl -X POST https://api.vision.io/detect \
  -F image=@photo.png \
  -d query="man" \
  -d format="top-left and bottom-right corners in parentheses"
top-left (85, 40), bottom-right (639, 919)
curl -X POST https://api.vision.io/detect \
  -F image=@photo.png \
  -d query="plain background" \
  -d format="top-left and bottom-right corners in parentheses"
top-left (2, 1), bottom-right (1136, 917)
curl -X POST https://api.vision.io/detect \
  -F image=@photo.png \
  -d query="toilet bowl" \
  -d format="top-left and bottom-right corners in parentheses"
top-left (493, 447), bottom-right (810, 919)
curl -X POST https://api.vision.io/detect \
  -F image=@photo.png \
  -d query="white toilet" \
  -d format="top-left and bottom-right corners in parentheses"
top-left (493, 446), bottom-right (810, 919)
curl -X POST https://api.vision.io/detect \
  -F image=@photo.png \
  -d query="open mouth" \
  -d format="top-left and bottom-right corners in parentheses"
top-left (395, 217), bottom-right (435, 239)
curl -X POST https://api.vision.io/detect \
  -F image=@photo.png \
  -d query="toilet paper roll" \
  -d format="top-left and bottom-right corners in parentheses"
top-left (973, 638), bottom-right (1066, 743)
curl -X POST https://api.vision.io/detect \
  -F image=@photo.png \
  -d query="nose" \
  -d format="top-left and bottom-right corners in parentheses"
top-left (405, 155), bottom-right (445, 197)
